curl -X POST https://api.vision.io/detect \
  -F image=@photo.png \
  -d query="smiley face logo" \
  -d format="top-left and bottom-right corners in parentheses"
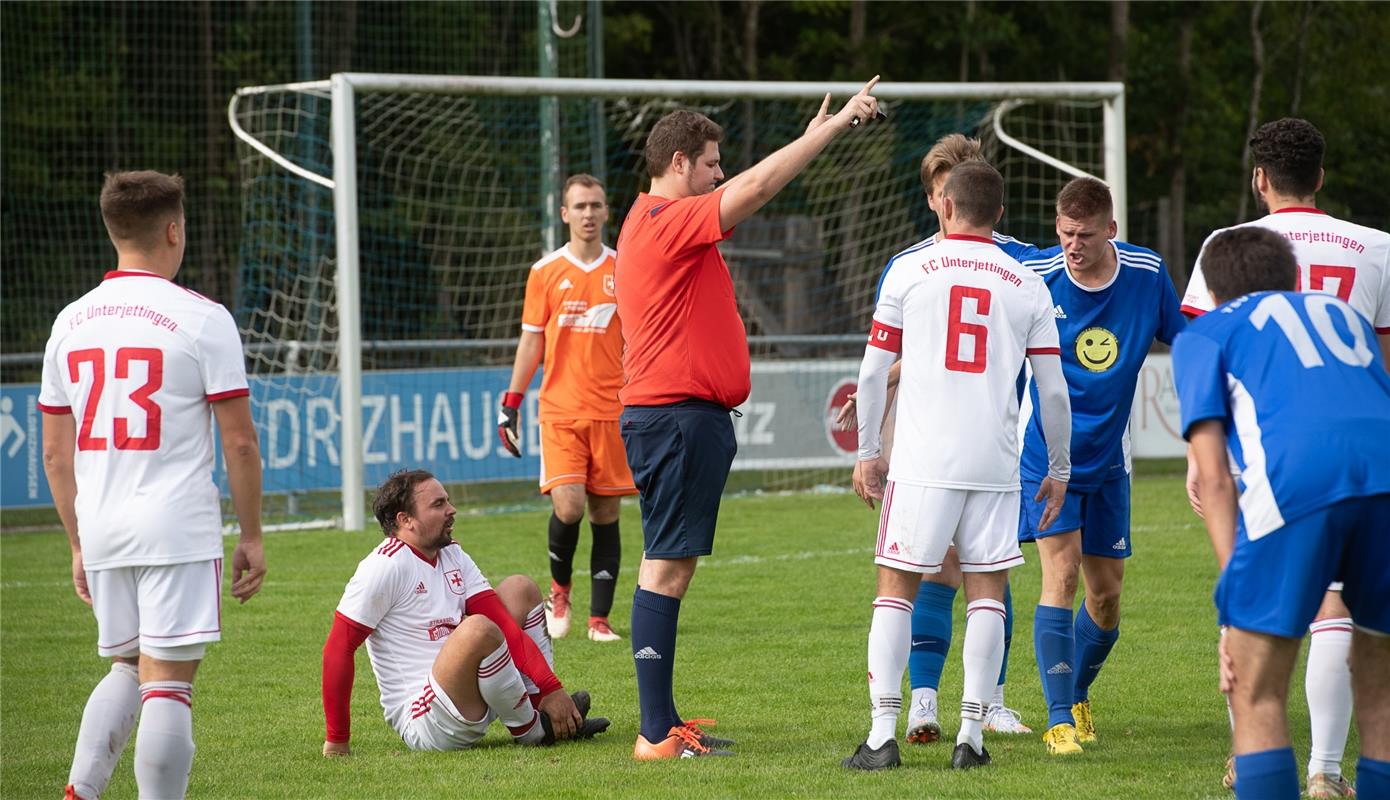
top-left (1075, 326), bottom-right (1118, 372)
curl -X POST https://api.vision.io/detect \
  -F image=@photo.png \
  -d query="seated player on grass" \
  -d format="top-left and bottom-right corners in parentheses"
top-left (321, 469), bottom-right (609, 755)
top-left (1174, 227), bottom-right (1390, 800)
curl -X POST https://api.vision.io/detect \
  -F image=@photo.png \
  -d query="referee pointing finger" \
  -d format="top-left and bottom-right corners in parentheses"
top-left (615, 78), bottom-right (882, 760)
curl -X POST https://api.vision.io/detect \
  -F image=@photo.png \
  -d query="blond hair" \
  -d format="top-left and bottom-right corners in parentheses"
top-left (920, 134), bottom-right (985, 194)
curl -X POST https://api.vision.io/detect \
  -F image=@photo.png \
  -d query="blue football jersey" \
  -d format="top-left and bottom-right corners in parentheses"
top-left (1172, 290), bottom-right (1390, 539)
top-left (1018, 242), bottom-right (1186, 490)
top-left (875, 231), bottom-right (1040, 300)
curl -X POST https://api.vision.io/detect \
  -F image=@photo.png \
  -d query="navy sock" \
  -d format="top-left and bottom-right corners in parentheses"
top-left (908, 581), bottom-right (955, 690)
top-left (1034, 604), bottom-right (1076, 729)
top-left (1072, 603), bottom-right (1119, 703)
top-left (1357, 756), bottom-right (1390, 799)
top-left (996, 582), bottom-right (1013, 688)
top-left (1233, 747), bottom-right (1299, 800)
top-left (631, 587), bottom-right (682, 741)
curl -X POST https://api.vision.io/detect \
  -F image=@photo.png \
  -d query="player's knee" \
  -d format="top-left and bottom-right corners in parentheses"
top-left (1088, 591), bottom-right (1121, 625)
top-left (587, 495), bottom-right (621, 525)
top-left (550, 490), bottom-right (586, 524)
top-left (495, 574), bottom-right (542, 615)
top-left (455, 614), bottom-right (505, 650)
top-left (1045, 564), bottom-right (1080, 598)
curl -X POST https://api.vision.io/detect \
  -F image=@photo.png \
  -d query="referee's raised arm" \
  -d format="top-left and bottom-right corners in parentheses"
top-left (718, 76), bottom-right (881, 230)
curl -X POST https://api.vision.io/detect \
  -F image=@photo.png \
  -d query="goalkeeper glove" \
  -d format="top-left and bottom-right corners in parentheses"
top-left (497, 391), bottom-right (524, 457)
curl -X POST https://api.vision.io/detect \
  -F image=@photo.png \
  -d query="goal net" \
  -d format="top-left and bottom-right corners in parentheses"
top-left (230, 76), bottom-right (1122, 527)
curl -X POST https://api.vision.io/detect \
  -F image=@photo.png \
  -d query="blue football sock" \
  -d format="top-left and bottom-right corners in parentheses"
top-left (1034, 604), bottom-right (1076, 729)
top-left (908, 582), bottom-right (955, 690)
top-left (1357, 756), bottom-right (1390, 798)
top-left (1234, 747), bottom-right (1299, 800)
top-left (631, 587), bottom-right (682, 741)
top-left (1072, 602), bottom-right (1119, 703)
top-left (996, 582), bottom-right (1013, 688)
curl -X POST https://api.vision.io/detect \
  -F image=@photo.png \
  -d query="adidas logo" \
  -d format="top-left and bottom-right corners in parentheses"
top-left (592, 570), bottom-right (614, 580)
top-left (634, 647), bottom-right (662, 660)
top-left (1054, 304), bottom-right (1068, 319)
top-left (887, 543), bottom-right (900, 555)
top-left (414, 581), bottom-right (428, 595)
top-left (558, 278), bottom-right (573, 291)
top-left (1047, 661), bottom-right (1073, 675)
top-left (1112, 537), bottom-right (1127, 550)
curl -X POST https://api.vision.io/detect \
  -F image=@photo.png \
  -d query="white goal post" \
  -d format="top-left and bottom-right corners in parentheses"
top-left (229, 75), bottom-right (1125, 531)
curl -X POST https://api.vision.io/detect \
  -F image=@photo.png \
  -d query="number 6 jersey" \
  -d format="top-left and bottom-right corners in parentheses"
top-left (869, 234), bottom-right (1061, 490)
top-left (39, 270), bottom-right (250, 569)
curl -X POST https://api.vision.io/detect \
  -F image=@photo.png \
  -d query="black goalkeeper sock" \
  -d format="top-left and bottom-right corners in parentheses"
top-left (589, 520), bottom-right (621, 618)
top-left (548, 512), bottom-right (581, 587)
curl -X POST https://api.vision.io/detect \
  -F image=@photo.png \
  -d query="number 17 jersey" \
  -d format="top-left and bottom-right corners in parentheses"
top-left (873, 234), bottom-right (1060, 490)
top-left (1182, 208), bottom-right (1390, 333)
top-left (39, 270), bottom-right (250, 570)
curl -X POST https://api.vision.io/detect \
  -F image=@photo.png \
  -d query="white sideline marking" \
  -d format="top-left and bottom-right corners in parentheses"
top-left (699, 547), bottom-right (869, 569)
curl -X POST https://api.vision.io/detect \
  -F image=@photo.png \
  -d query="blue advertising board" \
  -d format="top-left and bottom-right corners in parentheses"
top-left (0, 367), bottom-right (541, 509)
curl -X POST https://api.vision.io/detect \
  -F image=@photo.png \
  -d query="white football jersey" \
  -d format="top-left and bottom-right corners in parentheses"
top-left (873, 234), bottom-right (1060, 490)
top-left (336, 539), bottom-right (492, 736)
top-left (1183, 208), bottom-right (1390, 331)
top-left (38, 270), bottom-right (249, 570)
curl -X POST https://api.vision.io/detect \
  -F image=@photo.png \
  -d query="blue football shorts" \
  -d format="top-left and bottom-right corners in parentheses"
top-left (1217, 493), bottom-right (1390, 638)
top-left (1018, 474), bottom-right (1131, 558)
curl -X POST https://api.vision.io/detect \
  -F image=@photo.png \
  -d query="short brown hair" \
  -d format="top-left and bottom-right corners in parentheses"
top-left (942, 161), bottom-right (1004, 228)
top-left (562, 173), bottom-right (605, 206)
top-left (1251, 118), bottom-right (1324, 198)
top-left (100, 170), bottom-right (185, 248)
top-left (1200, 227), bottom-right (1298, 304)
top-left (643, 110), bottom-right (723, 179)
top-left (373, 469), bottom-right (436, 536)
top-left (1056, 176), bottom-right (1113, 221)
top-left (920, 134), bottom-right (985, 195)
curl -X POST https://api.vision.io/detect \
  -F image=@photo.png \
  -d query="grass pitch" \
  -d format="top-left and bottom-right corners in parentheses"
top-left (1, 465), bottom-right (1356, 798)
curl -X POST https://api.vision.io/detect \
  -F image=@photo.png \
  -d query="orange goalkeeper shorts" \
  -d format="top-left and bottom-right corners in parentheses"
top-left (538, 419), bottom-right (636, 496)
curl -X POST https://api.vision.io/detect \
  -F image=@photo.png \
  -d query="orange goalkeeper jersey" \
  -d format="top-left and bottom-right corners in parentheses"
top-left (521, 244), bottom-right (624, 421)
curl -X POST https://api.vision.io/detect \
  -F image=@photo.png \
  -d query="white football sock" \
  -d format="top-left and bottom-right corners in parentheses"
top-left (68, 661), bottom-right (140, 800)
top-left (519, 602), bottom-right (552, 697)
top-left (866, 597), bottom-right (913, 748)
top-left (476, 643), bottom-right (543, 744)
top-left (134, 682), bottom-right (194, 800)
top-left (992, 683), bottom-right (1005, 708)
top-left (909, 686), bottom-right (938, 719)
top-left (1306, 618), bottom-right (1353, 777)
top-left (958, 599), bottom-right (1005, 752)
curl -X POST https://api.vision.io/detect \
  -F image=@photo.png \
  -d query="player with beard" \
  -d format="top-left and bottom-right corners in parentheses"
top-left (321, 469), bottom-right (608, 755)
top-left (1183, 118), bottom-right (1390, 797)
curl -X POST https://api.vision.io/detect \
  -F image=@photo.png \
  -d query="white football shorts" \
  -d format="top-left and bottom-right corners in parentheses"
top-left (875, 482), bottom-right (1023, 574)
top-left (397, 671), bottom-right (496, 751)
top-left (88, 559), bottom-right (223, 659)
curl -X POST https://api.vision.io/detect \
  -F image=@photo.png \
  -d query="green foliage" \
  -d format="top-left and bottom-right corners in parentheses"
top-left (3, 0), bottom-right (1387, 380)
top-left (0, 473), bottom-right (1357, 797)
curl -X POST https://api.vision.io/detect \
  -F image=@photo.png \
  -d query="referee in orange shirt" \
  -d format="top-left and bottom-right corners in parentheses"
top-left (617, 77), bottom-right (883, 760)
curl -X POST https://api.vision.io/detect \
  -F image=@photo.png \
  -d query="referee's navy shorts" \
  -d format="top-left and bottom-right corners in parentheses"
top-left (620, 400), bottom-right (737, 559)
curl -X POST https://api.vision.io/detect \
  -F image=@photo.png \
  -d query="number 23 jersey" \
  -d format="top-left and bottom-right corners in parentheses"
top-left (39, 270), bottom-right (250, 569)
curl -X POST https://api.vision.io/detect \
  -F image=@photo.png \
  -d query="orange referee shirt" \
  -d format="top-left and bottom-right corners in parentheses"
top-left (615, 188), bottom-right (751, 408)
top-left (521, 244), bottom-right (624, 421)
